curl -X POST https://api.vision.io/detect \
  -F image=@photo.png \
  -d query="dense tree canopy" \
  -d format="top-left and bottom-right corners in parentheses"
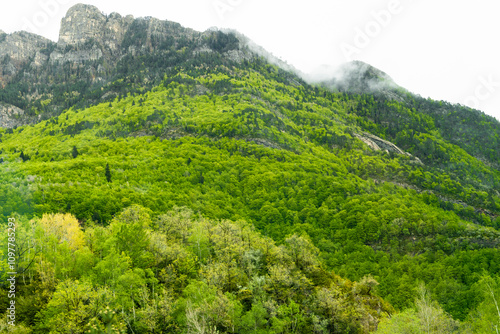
top-left (0, 28), bottom-right (499, 333)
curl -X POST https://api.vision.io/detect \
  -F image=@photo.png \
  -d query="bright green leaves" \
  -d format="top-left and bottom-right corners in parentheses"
top-left (178, 281), bottom-right (243, 334)
top-left (109, 205), bottom-right (153, 268)
top-left (38, 279), bottom-right (126, 334)
top-left (1, 206), bottom-right (395, 332)
top-left (465, 275), bottom-right (500, 333)
top-left (376, 285), bottom-right (458, 334)
top-left (270, 300), bottom-right (306, 334)
top-left (239, 301), bottom-right (269, 334)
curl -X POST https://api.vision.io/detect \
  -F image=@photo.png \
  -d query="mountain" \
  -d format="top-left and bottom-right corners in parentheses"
top-left (308, 61), bottom-right (400, 95)
top-left (0, 4), bottom-right (291, 129)
top-left (1, 3), bottom-right (500, 333)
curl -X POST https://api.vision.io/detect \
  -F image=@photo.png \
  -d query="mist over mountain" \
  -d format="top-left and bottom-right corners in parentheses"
top-left (1, 3), bottom-right (500, 333)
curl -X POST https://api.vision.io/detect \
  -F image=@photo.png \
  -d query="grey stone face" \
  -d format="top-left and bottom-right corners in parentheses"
top-left (0, 3), bottom-right (243, 128)
top-left (0, 31), bottom-right (52, 63)
top-left (58, 4), bottom-right (107, 47)
top-left (0, 103), bottom-right (26, 128)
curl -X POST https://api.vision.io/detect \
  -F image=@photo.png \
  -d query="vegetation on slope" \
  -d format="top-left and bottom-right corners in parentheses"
top-left (0, 22), bottom-right (500, 332)
top-left (0, 206), bottom-right (393, 333)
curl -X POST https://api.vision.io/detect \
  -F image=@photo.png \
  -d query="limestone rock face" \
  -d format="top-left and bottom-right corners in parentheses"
top-left (0, 31), bottom-right (53, 86)
top-left (31, 51), bottom-right (49, 67)
top-left (355, 132), bottom-right (424, 164)
top-left (58, 4), bottom-right (107, 46)
top-left (49, 45), bottom-right (103, 63)
top-left (0, 103), bottom-right (27, 128)
top-left (58, 4), bottom-right (136, 53)
top-left (0, 31), bottom-right (51, 62)
top-left (102, 12), bottom-right (135, 51)
top-left (359, 132), bottom-right (406, 155)
top-left (0, 3), bottom-right (225, 128)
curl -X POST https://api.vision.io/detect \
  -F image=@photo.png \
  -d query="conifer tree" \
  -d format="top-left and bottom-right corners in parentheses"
top-left (71, 146), bottom-right (79, 158)
top-left (20, 151), bottom-right (30, 162)
top-left (105, 163), bottom-right (112, 183)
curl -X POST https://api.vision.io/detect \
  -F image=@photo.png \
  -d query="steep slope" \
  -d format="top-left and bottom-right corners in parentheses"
top-left (1, 52), bottom-right (500, 319)
top-left (315, 60), bottom-right (500, 169)
top-left (0, 30), bottom-right (53, 87)
top-left (0, 4), bottom-right (205, 124)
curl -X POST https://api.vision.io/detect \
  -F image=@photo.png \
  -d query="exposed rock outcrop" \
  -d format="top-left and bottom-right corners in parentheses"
top-left (0, 103), bottom-right (27, 128)
top-left (0, 3), bottom-right (200, 127)
top-left (0, 31), bottom-right (52, 62)
top-left (0, 3), bottom-right (279, 128)
top-left (0, 31), bottom-right (54, 86)
top-left (355, 132), bottom-right (423, 164)
top-left (58, 4), bottom-right (107, 47)
top-left (49, 45), bottom-right (103, 63)
top-left (355, 132), bottom-right (405, 155)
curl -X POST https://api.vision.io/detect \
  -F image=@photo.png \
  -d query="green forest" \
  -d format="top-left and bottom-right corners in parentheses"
top-left (1, 22), bottom-right (500, 333)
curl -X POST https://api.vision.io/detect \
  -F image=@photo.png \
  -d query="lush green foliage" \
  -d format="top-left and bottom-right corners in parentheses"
top-left (0, 207), bottom-right (392, 333)
top-left (1, 29), bottom-right (500, 332)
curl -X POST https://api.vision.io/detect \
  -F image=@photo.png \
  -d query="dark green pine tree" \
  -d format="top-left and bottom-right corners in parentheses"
top-left (105, 163), bottom-right (112, 183)
top-left (20, 151), bottom-right (30, 162)
top-left (71, 146), bottom-right (79, 159)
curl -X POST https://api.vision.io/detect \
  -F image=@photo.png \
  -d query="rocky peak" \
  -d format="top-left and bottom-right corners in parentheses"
top-left (58, 4), bottom-right (107, 46)
top-left (0, 3), bottom-right (242, 128)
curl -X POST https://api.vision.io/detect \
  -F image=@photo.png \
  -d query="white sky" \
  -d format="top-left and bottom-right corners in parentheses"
top-left (1, 0), bottom-right (499, 121)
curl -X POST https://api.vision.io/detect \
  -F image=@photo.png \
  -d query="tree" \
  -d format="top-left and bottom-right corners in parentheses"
top-left (109, 205), bottom-right (153, 268)
top-left (71, 146), bottom-right (79, 158)
top-left (39, 213), bottom-right (85, 251)
top-left (240, 301), bottom-right (269, 333)
top-left (271, 300), bottom-right (306, 333)
top-left (105, 163), bottom-right (112, 183)
top-left (466, 275), bottom-right (500, 333)
top-left (20, 151), bottom-right (30, 162)
top-left (377, 284), bottom-right (458, 334)
top-left (36, 279), bottom-right (127, 333)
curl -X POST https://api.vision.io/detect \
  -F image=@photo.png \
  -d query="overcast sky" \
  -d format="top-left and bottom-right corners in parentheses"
top-left (1, 0), bottom-right (499, 121)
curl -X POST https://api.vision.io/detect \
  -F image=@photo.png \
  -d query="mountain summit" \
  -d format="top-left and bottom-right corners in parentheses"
top-left (306, 61), bottom-right (406, 103)
top-left (58, 3), bottom-right (109, 46)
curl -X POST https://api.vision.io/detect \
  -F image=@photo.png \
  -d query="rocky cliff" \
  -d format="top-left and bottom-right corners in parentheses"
top-left (0, 103), bottom-right (27, 128)
top-left (0, 31), bottom-right (54, 86)
top-left (0, 3), bottom-right (203, 128)
top-left (58, 4), bottom-right (109, 47)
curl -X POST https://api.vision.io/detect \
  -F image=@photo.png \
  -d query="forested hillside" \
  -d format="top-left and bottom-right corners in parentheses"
top-left (1, 3), bottom-right (500, 333)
